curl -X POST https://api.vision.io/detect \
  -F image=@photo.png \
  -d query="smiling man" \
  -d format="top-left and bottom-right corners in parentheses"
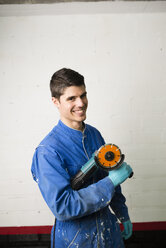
top-left (52, 85), bottom-right (88, 131)
top-left (31, 68), bottom-right (133, 248)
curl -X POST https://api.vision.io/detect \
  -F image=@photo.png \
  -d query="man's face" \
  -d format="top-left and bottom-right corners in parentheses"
top-left (52, 85), bottom-right (88, 131)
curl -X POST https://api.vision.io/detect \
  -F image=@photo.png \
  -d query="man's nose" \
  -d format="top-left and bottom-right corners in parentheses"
top-left (76, 97), bottom-right (84, 107)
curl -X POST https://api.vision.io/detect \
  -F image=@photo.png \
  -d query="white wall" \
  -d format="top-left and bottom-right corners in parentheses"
top-left (0, 1), bottom-right (166, 227)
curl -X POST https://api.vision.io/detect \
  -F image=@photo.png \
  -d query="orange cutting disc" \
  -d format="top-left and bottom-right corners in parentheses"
top-left (96, 143), bottom-right (122, 170)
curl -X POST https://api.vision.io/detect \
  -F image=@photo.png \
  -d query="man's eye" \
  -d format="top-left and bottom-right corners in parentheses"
top-left (81, 93), bottom-right (87, 99)
top-left (82, 94), bottom-right (87, 99)
top-left (68, 97), bottom-right (75, 101)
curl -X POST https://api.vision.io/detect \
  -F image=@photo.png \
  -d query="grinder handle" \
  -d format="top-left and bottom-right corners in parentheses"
top-left (129, 171), bottom-right (134, 178)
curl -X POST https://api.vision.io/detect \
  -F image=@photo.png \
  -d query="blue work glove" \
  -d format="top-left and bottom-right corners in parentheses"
top-left (121, 220), bottom-right (133, 240)
top-left (108, 162), bottom-right (133, 187)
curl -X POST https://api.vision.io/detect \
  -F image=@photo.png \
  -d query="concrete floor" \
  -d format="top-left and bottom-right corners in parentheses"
top-left (0, 230), bottom-right (166, 248)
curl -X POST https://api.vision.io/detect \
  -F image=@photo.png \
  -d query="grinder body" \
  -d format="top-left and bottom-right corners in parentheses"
top-left (71, 144), bottom-right (125, 190)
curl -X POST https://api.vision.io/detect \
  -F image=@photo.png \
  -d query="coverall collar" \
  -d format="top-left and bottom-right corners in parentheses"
top-left (56, 120), bottom-right (87, 138)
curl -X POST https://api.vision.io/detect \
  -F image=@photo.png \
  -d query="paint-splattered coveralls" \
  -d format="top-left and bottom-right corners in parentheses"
top-left (31, 120), bottom-right (130, 248)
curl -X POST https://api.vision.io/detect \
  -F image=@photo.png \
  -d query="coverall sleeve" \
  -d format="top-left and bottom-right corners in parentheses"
top-left (31, 146), bottom-right (115, 221)
top-left (109, 185), bottom-right (130, 222)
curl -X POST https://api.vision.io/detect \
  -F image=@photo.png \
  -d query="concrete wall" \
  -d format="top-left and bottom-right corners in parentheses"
top-left (0, 1), bottom-right (166, 227)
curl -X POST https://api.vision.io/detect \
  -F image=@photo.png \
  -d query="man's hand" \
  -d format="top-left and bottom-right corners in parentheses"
top-left (121, 220), bottom-right (133, 240)
top-left (108, 162), bottom-right (133, 187)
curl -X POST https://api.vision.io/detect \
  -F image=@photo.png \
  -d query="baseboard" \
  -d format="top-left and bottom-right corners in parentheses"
top-left (0, 221), bottom-right (166, 235)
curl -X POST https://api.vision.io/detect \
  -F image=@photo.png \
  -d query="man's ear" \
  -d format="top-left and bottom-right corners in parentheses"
top-left (52, 97), bottom-right (60, 108)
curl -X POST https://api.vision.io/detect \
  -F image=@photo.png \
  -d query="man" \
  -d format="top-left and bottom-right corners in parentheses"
top-left (31, 68), bottom-right (133, 248)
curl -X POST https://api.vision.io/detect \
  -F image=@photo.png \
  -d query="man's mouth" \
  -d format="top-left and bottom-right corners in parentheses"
top-left (73, 109), bottom-right (86, 116)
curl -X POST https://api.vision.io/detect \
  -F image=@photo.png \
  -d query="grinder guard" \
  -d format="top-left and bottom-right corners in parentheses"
top-left (95, 144), bottom-right (125, 171)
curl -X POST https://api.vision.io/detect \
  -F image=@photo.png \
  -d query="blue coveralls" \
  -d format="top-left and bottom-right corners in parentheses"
top-left (31, 120), bottom-right (129, 248)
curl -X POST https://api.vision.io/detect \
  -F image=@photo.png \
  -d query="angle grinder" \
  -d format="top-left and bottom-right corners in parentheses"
top-left (71, 143), bottom-right (133, 190)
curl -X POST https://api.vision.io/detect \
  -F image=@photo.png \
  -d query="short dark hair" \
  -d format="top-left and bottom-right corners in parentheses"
top-left (50, 68), bottom-right (85, 99)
